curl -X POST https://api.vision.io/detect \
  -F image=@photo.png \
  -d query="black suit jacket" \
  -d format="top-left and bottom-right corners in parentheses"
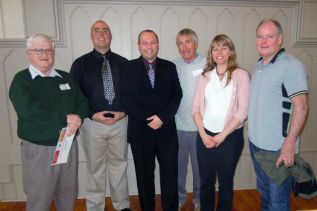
top-left (120, 56), bottom-right (182, 143)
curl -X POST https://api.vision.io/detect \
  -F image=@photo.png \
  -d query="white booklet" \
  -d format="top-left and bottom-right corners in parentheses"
top-left (51, 127), bottom-right (75, 165)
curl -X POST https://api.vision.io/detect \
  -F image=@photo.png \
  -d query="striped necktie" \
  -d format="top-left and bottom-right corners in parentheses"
top-left (148, 64), bottom-right (155, 88)
top-left (101, 55), bottom-right (115, 105)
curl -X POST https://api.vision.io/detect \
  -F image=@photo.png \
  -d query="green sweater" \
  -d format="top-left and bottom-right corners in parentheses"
top-left (9, 69), bottom-right (88, 146)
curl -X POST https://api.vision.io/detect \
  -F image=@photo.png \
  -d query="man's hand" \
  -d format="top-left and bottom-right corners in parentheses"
top-left (275, 94), bottom-right (308, 168)
top-left (65, 123), bottom-right (78, 136)
top-left (147, 115), bottom-right (163, 130)
top-left (66, 114), bottom-right (82, 136)
top-left (276, 138), bottom-right (296, 168)
top-left (67, 114), bottom-right (82, 129)
top-left (92, 111), bottom-right (125, 126)
top-left (112, 111), bottom-right (126, 123)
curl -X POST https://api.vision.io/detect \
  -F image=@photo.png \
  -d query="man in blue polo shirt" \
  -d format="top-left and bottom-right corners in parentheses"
top-left (248, 19), bottom-right (308, 210)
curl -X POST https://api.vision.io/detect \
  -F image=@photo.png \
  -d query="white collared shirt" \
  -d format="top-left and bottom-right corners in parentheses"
top-left (203, 68), bottom-right (233, 133)
top-left (28, 65), bottom-right (62, 79)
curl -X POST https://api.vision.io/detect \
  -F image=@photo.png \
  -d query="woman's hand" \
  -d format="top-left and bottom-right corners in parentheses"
top-left (201, 132), bottom-right (216, 148)
top-left (213, 132), bottom-right (227, 147)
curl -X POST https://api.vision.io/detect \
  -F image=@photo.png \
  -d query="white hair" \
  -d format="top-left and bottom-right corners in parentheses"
top-left (26, 34), bottom-right (54, 50)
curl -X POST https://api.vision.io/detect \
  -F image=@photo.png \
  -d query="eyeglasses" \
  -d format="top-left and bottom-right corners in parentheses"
top-left (28, 48), bottom-right (54, 55)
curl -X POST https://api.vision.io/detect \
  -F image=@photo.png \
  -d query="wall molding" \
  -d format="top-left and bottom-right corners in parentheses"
top-left (1, 0), bottom-right (313, 48)
top-left (292, 0), bottom-right (317, 47)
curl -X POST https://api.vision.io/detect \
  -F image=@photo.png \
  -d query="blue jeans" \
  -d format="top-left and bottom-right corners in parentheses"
top-left (197, 128), bottom-right (244, 211)
top-left (177, 130), bottom-right (200, 206)
top-left (249, 141), bottom-right (292, 211)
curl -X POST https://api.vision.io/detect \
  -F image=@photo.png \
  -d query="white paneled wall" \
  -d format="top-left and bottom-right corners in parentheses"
top-left (0, 0), bottom-right (316, 200)
top-left (0, 0), bottom-right (24, 38)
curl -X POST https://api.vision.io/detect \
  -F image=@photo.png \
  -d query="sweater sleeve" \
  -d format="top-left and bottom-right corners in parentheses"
top-left (192, 74), bottom-right (205, 115)
top-left (233, 69), bottom-right (250, 123)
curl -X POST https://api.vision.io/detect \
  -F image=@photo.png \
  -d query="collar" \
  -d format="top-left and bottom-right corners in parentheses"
top-left (93, 48), bottom-right (112, 60)
top-left (182, 52), bottom-right (199, 64)
top-left (211, 68), bottom-right (228, 81)
top-left (142, 57), bottom-right (158, 69)
top-left (257, 48), bottom-right (286, 64)
top-left (28, 65), bottom-right (62, 79)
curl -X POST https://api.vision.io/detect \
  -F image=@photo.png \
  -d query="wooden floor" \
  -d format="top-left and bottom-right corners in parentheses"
top-left (1, 189), bottom-right (317, 211)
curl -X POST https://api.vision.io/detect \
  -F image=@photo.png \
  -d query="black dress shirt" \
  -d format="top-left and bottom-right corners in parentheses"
top-left (70, 49), bottom-right (128, 117)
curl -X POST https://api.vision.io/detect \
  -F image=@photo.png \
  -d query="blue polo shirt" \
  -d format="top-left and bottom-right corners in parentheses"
top-left (248, 48), bottom-right (308, 151)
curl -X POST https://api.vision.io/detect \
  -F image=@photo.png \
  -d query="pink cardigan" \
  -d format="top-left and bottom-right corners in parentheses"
top-left (192, 68), bottom-right (250, 128)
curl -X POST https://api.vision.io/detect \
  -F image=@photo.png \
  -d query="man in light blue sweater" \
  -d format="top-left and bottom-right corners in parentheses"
top-left (174, 29), bottom-right (206, 211)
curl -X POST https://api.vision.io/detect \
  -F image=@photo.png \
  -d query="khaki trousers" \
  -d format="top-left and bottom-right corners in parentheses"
top-left (21, 140), bottom-right (78, 211)
top-left (80, 117), bottom-right (130, 211)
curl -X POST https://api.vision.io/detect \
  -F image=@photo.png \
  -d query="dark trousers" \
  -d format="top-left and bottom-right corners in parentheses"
top-left (130, 136), bottom-right (179, 211)
top-left (197, 127), bottom-right (244, 211)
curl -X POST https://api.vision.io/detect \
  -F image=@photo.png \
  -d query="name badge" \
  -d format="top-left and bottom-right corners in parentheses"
top-left (192, 68), bottom-right (203, 77)
top-left (59, 83), bottom-right (71, 90)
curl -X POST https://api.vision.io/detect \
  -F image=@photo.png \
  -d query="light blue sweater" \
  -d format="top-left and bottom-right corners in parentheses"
top-left (173, 53), bottom-right (206, 131)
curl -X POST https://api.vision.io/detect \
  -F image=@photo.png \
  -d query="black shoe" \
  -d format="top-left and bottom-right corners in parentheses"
top-left (120, 209), bottom-right (131, 211)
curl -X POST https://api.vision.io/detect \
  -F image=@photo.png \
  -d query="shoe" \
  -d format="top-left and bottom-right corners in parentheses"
top-left (194, 204), bottom-right (200, 211)
top-left (178, 202), bottom-right (185, 211)
top-left (120, 209), bottom-right (131, 211)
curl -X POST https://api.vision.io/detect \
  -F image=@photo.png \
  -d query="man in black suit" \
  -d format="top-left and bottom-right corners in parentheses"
top-left (120, 30), bottom-right (182, 211)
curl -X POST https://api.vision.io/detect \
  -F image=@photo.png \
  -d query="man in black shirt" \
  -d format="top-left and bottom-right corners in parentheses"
top-left (70, 20), bottom-right (130, 211)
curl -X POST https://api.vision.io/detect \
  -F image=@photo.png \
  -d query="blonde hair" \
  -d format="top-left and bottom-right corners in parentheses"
top-left (203, 34), bottom-right (238, 86)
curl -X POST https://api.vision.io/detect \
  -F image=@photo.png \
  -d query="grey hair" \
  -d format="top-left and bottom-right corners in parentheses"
top-left (256, 19), bottom-right (283, 35)
top-left (176, 28), bottom-right (198, 44)
top-left (26, 34), bottom-right (54, 50)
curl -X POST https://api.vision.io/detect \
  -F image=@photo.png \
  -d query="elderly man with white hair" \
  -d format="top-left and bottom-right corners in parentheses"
top-left (9, 33), bottom-right (88, 211)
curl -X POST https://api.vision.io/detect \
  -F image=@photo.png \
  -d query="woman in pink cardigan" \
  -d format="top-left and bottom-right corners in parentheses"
top-left (192, 34), bottom-right (249, 211)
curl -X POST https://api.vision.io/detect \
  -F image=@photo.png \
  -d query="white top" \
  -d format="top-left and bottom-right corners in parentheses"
top-left (203, 68), bottom-right (233, 132)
